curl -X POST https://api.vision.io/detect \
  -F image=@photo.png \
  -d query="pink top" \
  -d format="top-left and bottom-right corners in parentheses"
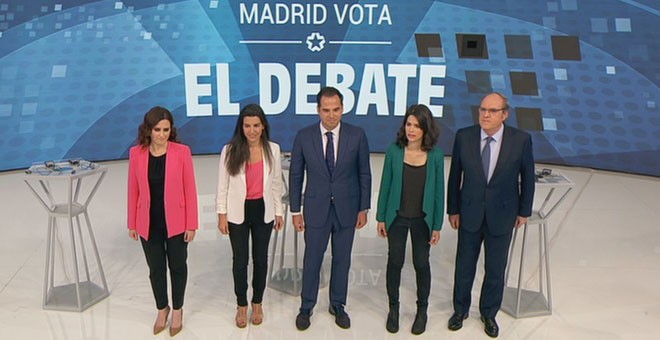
top-left (245, 159), bottom-right (264, 199)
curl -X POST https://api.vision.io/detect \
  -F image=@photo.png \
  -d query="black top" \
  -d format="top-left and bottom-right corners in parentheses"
top-left (398, 162), bottom-right (427, 219)
top-left (149, 152), bottom-right (167, 230)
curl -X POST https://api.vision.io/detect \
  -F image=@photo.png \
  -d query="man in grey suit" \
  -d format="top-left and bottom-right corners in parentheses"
top-left (289, 86), bottom-right (371, 330)
top-left (446, 92), bottom-right (535, 338)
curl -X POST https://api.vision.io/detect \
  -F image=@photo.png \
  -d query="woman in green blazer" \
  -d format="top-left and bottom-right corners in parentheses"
top-left (376, 104), bottom-right (445, 335)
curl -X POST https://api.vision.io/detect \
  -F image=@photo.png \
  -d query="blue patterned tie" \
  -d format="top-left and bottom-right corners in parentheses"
top-left (325, 131), bottom-right (335, 175)
top-left (482, 136), bottom-right (494, 182)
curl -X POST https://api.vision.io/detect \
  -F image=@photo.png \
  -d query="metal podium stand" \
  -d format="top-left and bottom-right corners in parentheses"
top-left (501, 171), bottom-right (574, 318)
top-left (267, 178), bottom-right (303, 295)
top-left (24, 160), bottom-right (109, 312)
top-left (267, 154), bottom-right (327, 295)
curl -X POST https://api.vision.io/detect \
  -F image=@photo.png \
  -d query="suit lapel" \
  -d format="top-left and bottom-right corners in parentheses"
top-left (138, 146), bottom-right (150, 183)
top-left (492, 125), bottom-right (513, 181)
top-left (336, 125), bottom-right (351, 173)
top-left (310, 128), bottom-right (330, 178)
top-left (261, 143), bottom-right (270, 191)
top-left (469, 127), bottom-right (486, 181)
top-left (164, 143), bottom-right (176, 187)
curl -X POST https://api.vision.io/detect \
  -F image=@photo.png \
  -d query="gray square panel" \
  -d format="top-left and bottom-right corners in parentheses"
top-left (466, 71), bottom-right (492, 93)
top-left (510, 71), bottom-right (539, 95)
top-left (470, 105), bottom-right (480, 124)
top-left (415, 33), bottom-right (443, 58)
top-left (590, 18), bottom-right (608, 33)
top-left (551, 36), bottom-right (581, 61)
top-left (515, 107), bottom-right (544, 131)
top-left (456, 34), bottom-right (488, 59)
top-left (505, 35), bottom-right (533, 59)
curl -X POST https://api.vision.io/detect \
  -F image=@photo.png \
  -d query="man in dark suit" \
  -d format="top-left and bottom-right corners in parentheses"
top-left (446, 92), bottom-right (535, 338)
top-left (289, 87), bottom-right (372, 330)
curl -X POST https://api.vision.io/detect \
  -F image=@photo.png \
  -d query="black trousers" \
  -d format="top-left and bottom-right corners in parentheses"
top-left (452, 218), bottom-right (513, 318)
top-left (386, 215), bottom-right (431, 309)
top-left (140, 227), bottom-right (188, 310)
top-left (228, 198), bottom-right (274, 306)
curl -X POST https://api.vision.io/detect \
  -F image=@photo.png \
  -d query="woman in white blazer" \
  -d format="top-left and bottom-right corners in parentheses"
top-left (216, 104), bottom-right (284, 328)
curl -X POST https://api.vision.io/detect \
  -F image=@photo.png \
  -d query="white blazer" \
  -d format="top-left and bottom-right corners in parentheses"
top-left (216, 141), bottom-right (284, 224)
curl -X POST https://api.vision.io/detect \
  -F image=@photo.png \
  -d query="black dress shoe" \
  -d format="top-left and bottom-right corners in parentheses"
top-left (481, 316), bottom-right (499, 338)
top-left (328, 305), bottom-right (351, 329)
top-left (385, 305), bottom-right (399, 333)
top-left (448, 312), bottom-right (468, 331)
top-left (411, 311), bottom-right (427, 335)
top-left (295, 310), bottom-right (312, 331)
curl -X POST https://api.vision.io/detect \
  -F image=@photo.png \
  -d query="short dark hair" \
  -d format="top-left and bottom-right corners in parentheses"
top-left (395, 104), bottom-right (440, 151)
top-left (136, 106), bottom-right (178, 147)
top-left (316, 86), bottom-right (343, 106)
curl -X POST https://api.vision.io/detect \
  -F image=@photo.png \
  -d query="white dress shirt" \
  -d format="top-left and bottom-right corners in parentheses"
top-left (481, 125), bottom-right (504, 183)
top-left (320, 121), bottom-right (340, 165)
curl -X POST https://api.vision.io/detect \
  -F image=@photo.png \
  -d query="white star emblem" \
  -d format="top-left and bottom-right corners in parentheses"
top-left (306, 32), bottom-right (326, 52)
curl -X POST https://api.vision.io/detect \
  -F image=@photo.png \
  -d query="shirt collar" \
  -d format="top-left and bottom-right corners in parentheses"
top-left (320, 121), bottom-right (341, 136)
top-left (481, 124), bottom-right (504, 142)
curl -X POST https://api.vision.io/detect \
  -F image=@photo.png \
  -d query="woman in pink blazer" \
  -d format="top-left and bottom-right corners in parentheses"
top-left (127, 106), bottom-right (198, 336)
top-left (216, 104), bottom-right (284, 328)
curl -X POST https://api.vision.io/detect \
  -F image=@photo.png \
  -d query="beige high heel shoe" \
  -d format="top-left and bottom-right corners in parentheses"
top-left (169, 308), bottom-right (183, 336)
top-left (251, 303), bottom-right (263, 325)
top-left (235, 305), bottom-right (248, 328)
top-left (153, 306), bottom-right (170, 335)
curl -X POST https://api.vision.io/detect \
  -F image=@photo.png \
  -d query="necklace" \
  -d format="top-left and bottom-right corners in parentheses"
top-left (150, 144), bottom-right (167, 156)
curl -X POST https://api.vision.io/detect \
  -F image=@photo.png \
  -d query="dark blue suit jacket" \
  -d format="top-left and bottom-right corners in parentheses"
top-left (289, 122), bottom-right (371, 228)
top-left (447, 125), bottom-right (535, 235)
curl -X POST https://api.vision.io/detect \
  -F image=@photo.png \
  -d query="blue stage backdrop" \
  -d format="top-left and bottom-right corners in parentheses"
top-left (0, 1), bottom-right (658, 176)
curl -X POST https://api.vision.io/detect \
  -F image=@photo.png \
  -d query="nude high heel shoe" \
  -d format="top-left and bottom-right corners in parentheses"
top-left (251, 303), bottom-right (263, 325)
top-left (153, 306), bottom-right (170, 335)
top-left (235, 305), bottom-right (248, 328)
top-left (169, 308), bottom-right (183, 336)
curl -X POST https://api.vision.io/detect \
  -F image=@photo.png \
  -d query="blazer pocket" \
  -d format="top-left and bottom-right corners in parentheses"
top-left (343, 143), bottom-right (358, 154)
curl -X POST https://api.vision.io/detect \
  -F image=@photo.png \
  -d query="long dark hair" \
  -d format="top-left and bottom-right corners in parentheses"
top-left (395, 104), bottom-right (439, 151)
top-left (225, 104), bottom-right (274, 176)
top-left (136, 106), bottom-right (178, 147)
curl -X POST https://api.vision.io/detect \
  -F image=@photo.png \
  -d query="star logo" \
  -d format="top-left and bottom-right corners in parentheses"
top-left (306, 32), bottom-right (325, 52)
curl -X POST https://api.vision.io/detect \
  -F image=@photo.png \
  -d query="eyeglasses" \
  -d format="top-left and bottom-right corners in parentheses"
top-left (478, 107), bottom-right (506, 115)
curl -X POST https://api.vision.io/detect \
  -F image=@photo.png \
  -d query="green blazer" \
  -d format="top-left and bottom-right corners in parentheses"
top-left (376, 143), bottom-right (445, 233)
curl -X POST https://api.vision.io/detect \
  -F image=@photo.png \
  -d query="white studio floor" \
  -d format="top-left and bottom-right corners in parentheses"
top-left (1, 154), bottom-right (659, 340)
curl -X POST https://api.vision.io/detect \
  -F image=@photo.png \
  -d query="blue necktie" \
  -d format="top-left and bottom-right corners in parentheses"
top-left (482, 136), bottom-right (494, 182)
top-left (325, 131), bottom-right (335, 175)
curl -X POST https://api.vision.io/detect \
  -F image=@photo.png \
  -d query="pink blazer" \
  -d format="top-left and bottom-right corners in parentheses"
top-left (127, 142), bottom-right (199, 240)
